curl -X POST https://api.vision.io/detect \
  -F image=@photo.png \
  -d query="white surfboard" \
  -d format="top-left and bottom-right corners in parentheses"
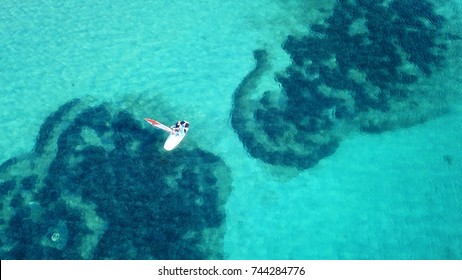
top-left (163, 133), bottom-right (186, 151)
top-left (144, 118), bottom-right (188, 151)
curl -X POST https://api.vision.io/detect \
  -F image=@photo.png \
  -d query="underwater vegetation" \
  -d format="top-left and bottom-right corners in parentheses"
top-left (231, 0), bottom-right (459, 170)
top-left (0, 98), bottom-right (231, 259)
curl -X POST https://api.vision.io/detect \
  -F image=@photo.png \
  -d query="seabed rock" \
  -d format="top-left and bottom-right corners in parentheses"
top-left (0, 95), bottom-right (232, 259)
top-left (231, 0), bottom-right (458, 170)
top-left (41, 220), bottom-right (68, 250)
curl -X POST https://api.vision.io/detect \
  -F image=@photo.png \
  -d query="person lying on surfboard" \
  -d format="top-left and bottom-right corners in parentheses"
top-left (171, 120), bottom-right (190, 135)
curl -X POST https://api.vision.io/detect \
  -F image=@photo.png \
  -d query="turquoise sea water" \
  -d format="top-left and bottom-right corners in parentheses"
top-left (1, 0), bottom-right (461, 259)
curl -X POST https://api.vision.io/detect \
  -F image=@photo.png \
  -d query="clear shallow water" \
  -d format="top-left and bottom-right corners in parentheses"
top-left (226, 108), bottom-right (462, 259)
top-left (1, 0), bottom-right (461, 259)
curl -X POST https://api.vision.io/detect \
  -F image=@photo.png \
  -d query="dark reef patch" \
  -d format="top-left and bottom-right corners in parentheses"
top-left (1, 97), bottom-right (231, 259)
top-left (231, 0), bottom-right (457, 170)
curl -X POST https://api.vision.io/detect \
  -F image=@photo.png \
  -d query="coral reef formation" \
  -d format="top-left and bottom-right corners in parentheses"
top-left (0, 98), bottom-right (231, 259)
top-left (231, 0), bottom-right (458, 170)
